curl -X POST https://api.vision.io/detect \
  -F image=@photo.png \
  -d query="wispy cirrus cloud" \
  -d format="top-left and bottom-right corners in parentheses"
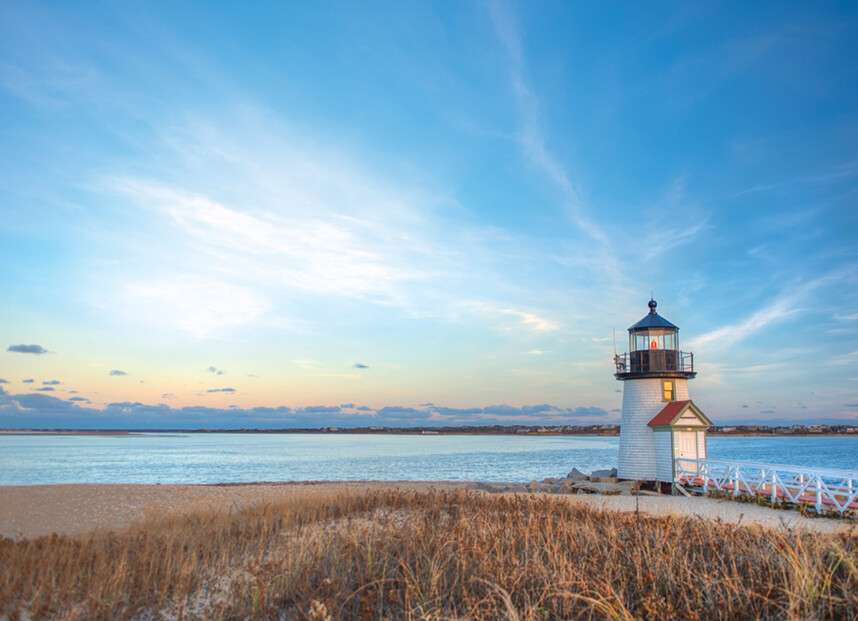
top-left (103, 130), bottom-right (450, 336)
top-left (485, 0), bottom-right (608, 248)
top-left (465, 302), bottom-right (559, 334)
top-left (497, 309), bottom-right (559, 333)
top-left (687, 275), bottom-right (842, 352)
top-left (687, 295), bottom-right (801, 350)
top-left (734, 160), bottom-right (858, 196)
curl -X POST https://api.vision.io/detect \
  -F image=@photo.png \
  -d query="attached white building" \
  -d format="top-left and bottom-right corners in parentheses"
top-left (647, 400), bottom-right (712, 483)
top-left (615, 299), bottom-right (711, 482)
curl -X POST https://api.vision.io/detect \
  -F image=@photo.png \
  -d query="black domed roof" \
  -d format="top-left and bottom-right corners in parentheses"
top-left (628, 299), bottom-right (678, 331)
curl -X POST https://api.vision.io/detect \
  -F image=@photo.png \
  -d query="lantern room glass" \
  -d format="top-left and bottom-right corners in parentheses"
top-left (630, 329), bottom-right (678, 352)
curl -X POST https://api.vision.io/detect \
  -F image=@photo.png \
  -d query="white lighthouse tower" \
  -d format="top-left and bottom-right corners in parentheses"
top-left (615, 299), bottom-right (711, 482)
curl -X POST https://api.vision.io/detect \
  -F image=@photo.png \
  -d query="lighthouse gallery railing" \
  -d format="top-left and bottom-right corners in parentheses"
top-left (675, 458), bottom-right (858, 515)
top-left (614, 350), bottom-right (694, 375)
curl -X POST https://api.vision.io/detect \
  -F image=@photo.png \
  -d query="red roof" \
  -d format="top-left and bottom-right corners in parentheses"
top-left (648, 400), bottom-right (692, 426)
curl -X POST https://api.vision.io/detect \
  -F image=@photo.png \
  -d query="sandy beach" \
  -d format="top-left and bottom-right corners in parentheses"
top-left (1, 481), bottom-right (853, 540)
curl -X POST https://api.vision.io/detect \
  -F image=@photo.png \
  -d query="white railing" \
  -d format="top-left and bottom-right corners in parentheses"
top-left (675, 458), bottom-right (858, 515)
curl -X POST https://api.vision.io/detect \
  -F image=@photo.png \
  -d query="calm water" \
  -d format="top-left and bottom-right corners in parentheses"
top-left (0, 433), bottom-right (856, 486)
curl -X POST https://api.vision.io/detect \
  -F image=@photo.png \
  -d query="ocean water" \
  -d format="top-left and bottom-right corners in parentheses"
top-left (0, 433), bottom-right (856, 486)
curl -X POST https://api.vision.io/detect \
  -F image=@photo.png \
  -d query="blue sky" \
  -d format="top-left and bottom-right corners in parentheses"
top-left (1, 1), bottom-right (857, 428)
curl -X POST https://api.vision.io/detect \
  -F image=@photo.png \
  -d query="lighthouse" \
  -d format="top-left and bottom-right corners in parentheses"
top-left (615, 299), bottom-right (711, 482)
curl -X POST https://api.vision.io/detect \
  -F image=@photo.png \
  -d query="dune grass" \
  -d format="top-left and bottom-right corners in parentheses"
top-left (1, 489), bottom-right (857, 620)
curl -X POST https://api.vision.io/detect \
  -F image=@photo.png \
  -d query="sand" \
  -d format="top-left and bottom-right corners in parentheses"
top-left (0, 482), bottom-right (853, 540)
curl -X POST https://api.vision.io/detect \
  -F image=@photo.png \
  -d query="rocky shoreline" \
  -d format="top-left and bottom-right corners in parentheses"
top-left (467, 467), bottom-right (642, 496)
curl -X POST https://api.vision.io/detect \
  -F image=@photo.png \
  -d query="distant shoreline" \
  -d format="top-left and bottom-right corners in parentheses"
top-left (1, 428), bottom-right (857, 437)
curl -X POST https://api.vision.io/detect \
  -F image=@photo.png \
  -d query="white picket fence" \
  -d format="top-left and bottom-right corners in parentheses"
top-left (675, 458), bottom-right (858, 515)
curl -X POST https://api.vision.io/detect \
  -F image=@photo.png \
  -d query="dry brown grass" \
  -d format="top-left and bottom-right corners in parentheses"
top-left (1, 490), bottom-right (857, 620)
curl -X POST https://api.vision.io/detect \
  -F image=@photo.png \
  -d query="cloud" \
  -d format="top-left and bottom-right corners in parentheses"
top-left (161, 393), bottom-right (177, 399)
top-left (22, 379), bottom-right (34, 384)
top-left (35, 387), bottom-right (55, 392)
top-left (734, 161), bottom-right (858, 197)
top-left (353, 363), bottom-right (369, 369)
top-left (109, 147), bottom-right (444, 337)
top-left (124, 277), bottom-right (269, 339)
top-left (0, 379), bottom-right (7, 384)
top-left (485, 1), bottom-right (608, 247)
top-left (7, 344), bottom-right (49, 355)
top-left (642, 216), bottom-right (709, 261)
top-left (109, 370), bottom-right (128, 376)
top-left (469, 304), bottom-right (560, 333)
top-left (206, 388), bottom-right (236, 393)
top-left (42, 380), bottom-right (61, 385)
top-left (297, 405), bottom-right (342, 414)
top-left (0, 388), bottom-right (697, 429)
top-left (206, 366), bottom-right (224, 375)
top-left (687, 278), bottom-right (830, 351)
top-left (340, 403), bottom-right (355, 409)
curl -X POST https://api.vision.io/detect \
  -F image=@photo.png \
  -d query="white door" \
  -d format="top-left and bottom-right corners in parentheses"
top-left (676, 431), bottom-right (698, 475)
top-left (678, 431), bottom-right (697, 458)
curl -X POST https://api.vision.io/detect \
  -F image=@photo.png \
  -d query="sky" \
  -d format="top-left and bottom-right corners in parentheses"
top-left (1, 1), bottom-right (857, 429)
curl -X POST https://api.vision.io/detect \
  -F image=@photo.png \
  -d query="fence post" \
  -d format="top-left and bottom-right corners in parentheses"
top-left (732, 465), bottom-right (738, 497)
top-left (816, 475), bottom-right (822, 513)
top-left (770, 470), bottom-right (777, 505)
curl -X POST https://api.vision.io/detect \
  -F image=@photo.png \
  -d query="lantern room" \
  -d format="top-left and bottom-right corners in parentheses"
top-left (615, 299), bottom-right (695, 380)
top-left (629, 299), bottom-right (679, 353)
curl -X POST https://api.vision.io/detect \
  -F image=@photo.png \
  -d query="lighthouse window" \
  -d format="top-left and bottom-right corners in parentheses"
top-left (663, 379), bottom-right (675, 401)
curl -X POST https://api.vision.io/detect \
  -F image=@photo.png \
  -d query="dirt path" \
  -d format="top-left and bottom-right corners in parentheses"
top-left (0, 482), bottom-right (852, 540)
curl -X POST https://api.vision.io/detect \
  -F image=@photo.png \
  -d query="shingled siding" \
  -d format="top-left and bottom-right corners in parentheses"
top-left (617, 378), bottom-right (690, 480)
top-left (654, 430), bottom-right (674, 482)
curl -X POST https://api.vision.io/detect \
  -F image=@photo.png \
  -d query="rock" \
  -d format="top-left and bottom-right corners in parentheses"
top-left (590, 468), bottom-right (616, 479)
top-left (566, 467), bottom-right (588, 480)
top-left (506, 483), bottom-right (528, 493)
top-left (542, 477), bottom-right (561, 484)
top-left (599, 477), bottom-right (619, 484)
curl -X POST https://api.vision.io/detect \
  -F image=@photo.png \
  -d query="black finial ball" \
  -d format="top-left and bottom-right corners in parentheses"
top-left (648, 299), bottom-right (657, 314)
